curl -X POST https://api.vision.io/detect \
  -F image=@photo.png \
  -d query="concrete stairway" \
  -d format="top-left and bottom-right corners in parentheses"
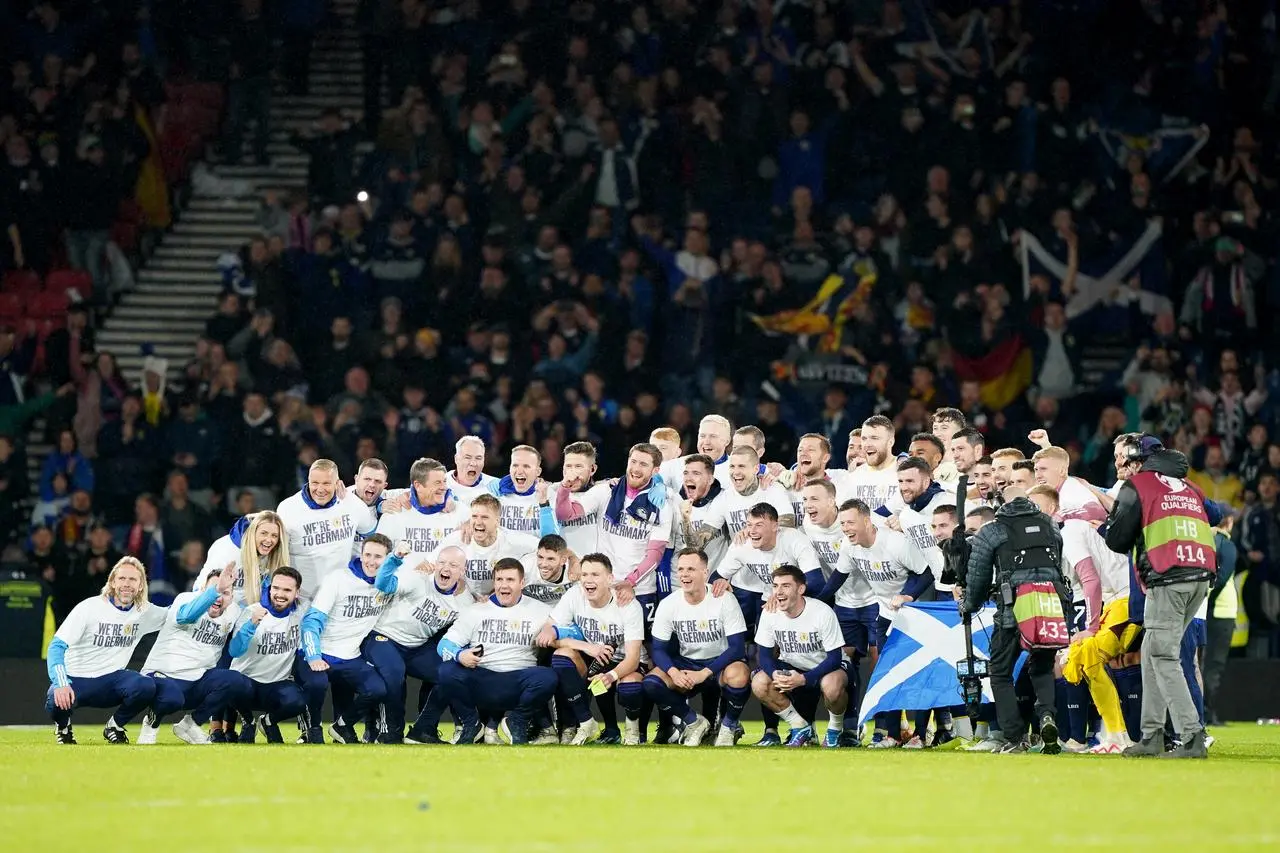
top-left (22, 1), bottom-right (365, 509)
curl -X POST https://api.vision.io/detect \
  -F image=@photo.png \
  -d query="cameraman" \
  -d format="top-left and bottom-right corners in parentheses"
top-left (960, 487), bottom-right (1069, 754)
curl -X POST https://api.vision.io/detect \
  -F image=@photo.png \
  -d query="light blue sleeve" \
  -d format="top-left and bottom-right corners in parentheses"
top-left (176, 588), bottom-right (219, 625)
top-left (648, 475), bottom-right (667, 508)
top-left (228, 619), bottom-right (258, 658)
top-left (539, 505), bottom-right (559, 536)
top-left (554, 624), bottom-right (586, 641)
top-left (486, 479), bottom-right (502, 497)
top-left (47, 638), bottom-right (69, 687)
top-left (376, 554), bottom-right (403, 595)
top-left (438, 638), bottom-right (463, 661)
top-left (301, 608), bottom-right (328, 662)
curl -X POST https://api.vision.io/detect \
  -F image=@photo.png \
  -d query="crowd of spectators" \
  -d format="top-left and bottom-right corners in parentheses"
top-left (2, 1), bottom-right (1280, 653)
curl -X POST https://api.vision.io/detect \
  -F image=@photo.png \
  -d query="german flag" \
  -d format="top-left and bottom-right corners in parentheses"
top-left (952, 334), bottom-right (1033, 411)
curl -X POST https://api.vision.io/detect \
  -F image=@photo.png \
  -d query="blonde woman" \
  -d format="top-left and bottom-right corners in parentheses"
top-left (196, 512), bottom-right (292, 605)
top-left (195, 512), bottom-right (290, 741)
top-left (45, 557), bottom-right (167, 744)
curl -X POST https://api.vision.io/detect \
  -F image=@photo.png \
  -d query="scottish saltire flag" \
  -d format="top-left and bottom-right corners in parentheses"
top-left (1020, 221), bottom-right (1174, 321)
top-left (1095, 124), bottom-right (1210, 187)
top-left (857, 602), bottom-right (1002, 727)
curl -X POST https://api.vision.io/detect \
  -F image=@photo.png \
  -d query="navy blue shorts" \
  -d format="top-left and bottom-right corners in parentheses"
top-left (636, 593), bottom-right (658, 638)
top-left (835, 604), bottom-right (882, 656)
top-left (732, 586), bottom-right (763, 635)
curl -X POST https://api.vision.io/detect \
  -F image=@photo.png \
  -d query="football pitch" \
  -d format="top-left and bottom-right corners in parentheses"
top-left (3, 724), bottom-right (1278, 852)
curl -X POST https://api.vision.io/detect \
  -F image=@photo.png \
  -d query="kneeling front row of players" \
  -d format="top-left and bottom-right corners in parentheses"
top-left (47, 538), bottom-right (849, 747)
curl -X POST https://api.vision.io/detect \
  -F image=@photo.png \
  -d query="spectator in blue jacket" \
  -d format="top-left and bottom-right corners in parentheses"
top-left (164, 394), bottom-right (222, 499)
top-left (39, 429), bottom-right (93, 502)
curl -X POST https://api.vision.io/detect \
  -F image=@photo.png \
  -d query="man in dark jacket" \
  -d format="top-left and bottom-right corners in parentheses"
top-left (962, 491), bottom-right (1069, 754)
top-left (1105, 440), bottom-right (1221, 759)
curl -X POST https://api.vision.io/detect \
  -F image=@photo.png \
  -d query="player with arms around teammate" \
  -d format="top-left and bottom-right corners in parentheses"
top-left (434, 558), bottom-right (556, 745)
top-left (540, 554), bottom-right (648, 745)
top-left (489, 444), bottom-right (546, 535)
top-left (227, 566), bottom-right (308, 743)
top-left (277, 459), bottom-right (377, 601)
top-left (521, 535), bottom-right (581, 605)
top-left (752, 565), bottom-right (848, 748)
top-left (46, 557), bottom-right (167, 744)
top-left (377, 458), bottom-right (466, 559)
top-left (299, 533), bottom-right (401, 743)
top-left (448, 435), bottom-right (498, 509)
top-left (363, 545), bottom-right (473, 743)
top-left (548, 441), bottom-right (610, 556)
top-left (442, 493), bottom-right (541, 598)
top-left (674, 454), bottom-right (730, 568)
top-left (644, 548), bottom-right (751, 747)
top-left (816, 499), bottom-right (933, 747)
top-left (555, 443), bottom-right (672, 621)
top-left (138, 563), bottom-right (245, 745)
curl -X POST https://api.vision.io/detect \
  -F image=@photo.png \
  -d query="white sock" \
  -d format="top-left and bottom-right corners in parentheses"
top-left (975, 721), bottom-right (990, 739)
top-left (828, 711), bottom-right (845, 730)
top-left (778, 705), bottom-right (808, 728)
top-left (106, 718), bottom-right (124, 730)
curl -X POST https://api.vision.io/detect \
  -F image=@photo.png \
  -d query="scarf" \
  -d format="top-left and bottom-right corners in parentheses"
top-left (495, 475), bottom-right (536, 497)
top-left (411, 486), bottom-right (453, 515)
top-left (142, 390), bottom-right (163, 426)
top-left (605, 474), bottom-right (666, 526)
top-left (680, 479), bottom-right (722, 508)
top-left (1197, 264), bottom-right (1246, 316)
top-left (126, 525), bottom-right (165, 581)
top-left (301, 486), bottom-right (337, 510)
top-left (347, 556), bottom-right (375, 584)
top-left (260, 582), bottom-right (298, 617)
top-left (228, 515), bottom-right (253, 548)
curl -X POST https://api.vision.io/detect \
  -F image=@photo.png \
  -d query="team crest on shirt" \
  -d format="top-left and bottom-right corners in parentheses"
top-left (698, 620), bottom-right (709, 631)
top-left (509, 619), bottom-right (522, 630)
top-left (798, 632), bottom-right (809, 643)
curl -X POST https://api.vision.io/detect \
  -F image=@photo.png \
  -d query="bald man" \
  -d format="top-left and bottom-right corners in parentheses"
top-left (365, 543), bottom-right (474, 743)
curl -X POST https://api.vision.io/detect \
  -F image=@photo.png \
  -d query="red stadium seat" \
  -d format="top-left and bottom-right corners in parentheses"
top-left (27, 291), bottom-right (69, 319)
top-left (160, 126), bottom-right (200, 184)
top-left (0, 292), bottom-right (23, 323)
top-left (44, 269), bottom-right (92, 302)
top-left (169, 82), bottom-right (226, 115)
top-left (117, 198), bottom-right (145, 227)
top-left (168, 102), bottom-right (221, 141)
top-left (2, 269), bottom-right (42, 295)
top-left (111, 219), bottom-right (141, 253)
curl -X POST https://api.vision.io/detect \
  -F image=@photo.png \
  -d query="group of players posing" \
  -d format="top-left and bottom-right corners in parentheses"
top-left (45, 410), bottom-right (1164, 751)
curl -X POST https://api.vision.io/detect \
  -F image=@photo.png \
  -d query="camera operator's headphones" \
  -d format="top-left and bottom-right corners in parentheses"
top-left (1123, 433), bottom-right (1164, 463)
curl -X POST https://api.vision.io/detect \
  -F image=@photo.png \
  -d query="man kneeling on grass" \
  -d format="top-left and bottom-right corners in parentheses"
top-left (751, 565), bottom-right (848, 748)
top-left (433, 558), bottom-right (556, 744)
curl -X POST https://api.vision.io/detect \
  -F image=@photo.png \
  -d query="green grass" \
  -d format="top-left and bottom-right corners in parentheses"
top-left (3, 723), bottom-right (1279, 852)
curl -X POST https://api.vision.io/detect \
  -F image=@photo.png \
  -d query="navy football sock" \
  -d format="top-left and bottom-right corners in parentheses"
top-left (596, 689), bottom-right (619, 731)
top-left (1058, 678), bottom-right (1088, 743)
top-left (1112, 665), bottom-right (1143, 741)
top-left (551, 655), bottom-right (593, 725)
top-left (617, 681), bottom-right (643, 720)
top-left (643, 674), bottom-right (694, 725)
top-left (762, 707), bottom-right (780, 732)
top-left (720, 684), bottom-right (749, 728)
